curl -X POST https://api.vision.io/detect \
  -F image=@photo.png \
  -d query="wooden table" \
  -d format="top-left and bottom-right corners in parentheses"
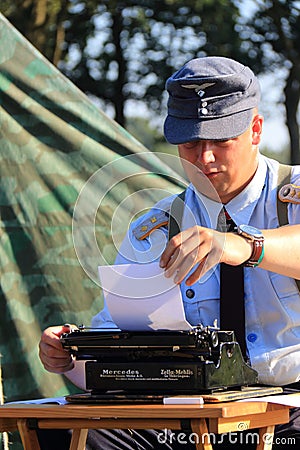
top-left (0, 401), bottom-right (290, 450)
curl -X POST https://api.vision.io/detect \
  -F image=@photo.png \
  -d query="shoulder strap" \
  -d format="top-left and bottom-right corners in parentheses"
top-left (168, 190), bottom-right (186, 241)
top-left (276, 164), bottom-right (292, 226)
top-left (276, 164), bottom-right (300, 292)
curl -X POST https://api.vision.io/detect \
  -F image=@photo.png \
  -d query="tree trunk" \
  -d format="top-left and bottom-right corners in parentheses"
top-left (111, 9), bottom-right (126, 127)
top-left (284, 66), bottom-right (300, 165)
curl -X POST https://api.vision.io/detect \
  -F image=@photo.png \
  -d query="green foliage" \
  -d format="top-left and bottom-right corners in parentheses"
top-left (0, 0), bottom-right (70, 64)
top-left (240, 0), bottom-right (300, 163)
top-left (2, 0), bottom-right (247, 127)
top-left (62, 0), bottom-right (246, 122)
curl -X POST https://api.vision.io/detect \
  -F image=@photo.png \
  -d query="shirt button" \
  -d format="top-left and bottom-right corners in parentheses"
top-left (186, 289), bottom-right (195, 299)
top-left (247, 333), bottom-right (257, 343)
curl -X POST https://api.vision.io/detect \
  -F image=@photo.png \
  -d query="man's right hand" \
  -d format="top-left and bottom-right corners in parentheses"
top-left (39, 325), bottom-right (74, 374)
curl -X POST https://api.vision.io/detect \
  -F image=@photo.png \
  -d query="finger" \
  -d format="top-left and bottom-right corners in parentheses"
top-left (164, 247), bottom-right (181, 276)
top-left (39, 340), bottom-right (69, 358)
top-left (185, 258), bottom-right (207, 285)
top-left (172, 235), bottom-right (214, 283)
top-left (172, 248), bottom-right (203, 284)
top-left (165, 232), bottom-right (204, 281)
top-left (41, 325), bottom-right (69, 349)
top-left (42, 357), bottom-right (74, 374)
top-left (160, 233), bottom-right (183, 268)
top-left (163, 228), bottom-right (201, 273)
top-left (39, 342), bottom-right (74, 373)
top-left (39, 329), bottom-right (72, 363)
top-left (185, 244), bottom-right (222, 285)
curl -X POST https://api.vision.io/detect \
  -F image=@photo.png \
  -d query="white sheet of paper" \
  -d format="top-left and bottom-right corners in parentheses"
top-left (239, 392), bottom-right (300, 407)
top-left (98, 262), bottom-right (192, 331)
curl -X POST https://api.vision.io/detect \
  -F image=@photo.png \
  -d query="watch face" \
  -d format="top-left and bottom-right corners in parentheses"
top-left (239, 224), bottom-right (263, 238)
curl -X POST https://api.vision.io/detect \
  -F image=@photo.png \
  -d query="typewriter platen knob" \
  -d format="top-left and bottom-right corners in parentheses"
top-left (210, 331), bottom-right (219, 348)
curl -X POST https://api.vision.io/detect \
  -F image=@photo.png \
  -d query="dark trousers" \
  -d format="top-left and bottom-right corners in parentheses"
top-left (37, 429), bottom-right (195, 450)
top-left (37, 407), bottom-right (300, 450)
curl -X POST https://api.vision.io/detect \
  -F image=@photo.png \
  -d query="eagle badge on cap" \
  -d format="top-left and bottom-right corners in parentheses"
top-left (181, 82), bottom-right (216, 97)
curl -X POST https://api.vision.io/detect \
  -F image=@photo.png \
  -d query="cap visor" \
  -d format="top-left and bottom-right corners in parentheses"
top-left (164, 109), bottom-right (253, 144)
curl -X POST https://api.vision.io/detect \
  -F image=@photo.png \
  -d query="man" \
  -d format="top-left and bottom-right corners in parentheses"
top-left (39, 56), bottom-right (300, 449)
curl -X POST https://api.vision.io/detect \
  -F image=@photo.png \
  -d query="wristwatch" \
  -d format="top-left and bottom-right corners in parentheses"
top-left (236, 224), bottom-right (265, 267)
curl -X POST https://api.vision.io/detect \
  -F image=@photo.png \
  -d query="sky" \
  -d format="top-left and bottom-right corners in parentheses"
top-left (258, 74), bottom-right (289, 152)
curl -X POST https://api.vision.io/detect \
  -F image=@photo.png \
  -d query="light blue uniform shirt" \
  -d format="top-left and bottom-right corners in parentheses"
top-left (92, 154), bottom-right (300, 386)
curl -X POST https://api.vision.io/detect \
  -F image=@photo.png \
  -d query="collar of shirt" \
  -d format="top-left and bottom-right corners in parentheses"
top-left (188, 154), bottom-right (268, 228)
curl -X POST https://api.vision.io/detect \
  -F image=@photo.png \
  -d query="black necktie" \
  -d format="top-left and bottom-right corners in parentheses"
top-left (219, 208), bottom-right (247, 358)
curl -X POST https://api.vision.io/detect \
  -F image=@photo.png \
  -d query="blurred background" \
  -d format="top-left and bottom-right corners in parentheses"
top-left (2, 0), bottom-right (300, 164)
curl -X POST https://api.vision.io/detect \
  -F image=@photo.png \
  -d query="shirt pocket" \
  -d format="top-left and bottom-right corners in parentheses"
top-left (269, 273), bottom-right (300, 337)
top-left (182, 268), bottom-right (220, 304)
top-left (181, 269), bottom-right (220, 326)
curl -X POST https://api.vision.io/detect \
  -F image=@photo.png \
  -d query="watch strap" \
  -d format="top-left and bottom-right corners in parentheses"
top-left (244, 238), bottom-right (264, 267)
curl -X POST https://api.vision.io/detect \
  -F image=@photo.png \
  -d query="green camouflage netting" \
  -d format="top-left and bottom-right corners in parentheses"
top-left (0, 12), bottom-right (185, 426)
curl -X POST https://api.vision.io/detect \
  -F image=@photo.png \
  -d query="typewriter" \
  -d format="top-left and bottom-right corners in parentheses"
top-left (61, 324), bottom-right (259, 395)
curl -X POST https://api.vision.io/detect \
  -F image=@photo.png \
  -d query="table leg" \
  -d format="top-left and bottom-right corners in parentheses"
top-left (17, 419), bottom-right (41, 450)
top-left (70, 428), bottom-right (88, 450)
top-left (257, 425), bottom-right (275, 450)
top-left (191, 418), bottom-right (213, 450)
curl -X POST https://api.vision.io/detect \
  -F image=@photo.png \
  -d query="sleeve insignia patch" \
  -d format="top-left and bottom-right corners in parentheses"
top-left (278, 183), bottom-right (300, 204)
top-left (132, 211), bottom-right (169, 240)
